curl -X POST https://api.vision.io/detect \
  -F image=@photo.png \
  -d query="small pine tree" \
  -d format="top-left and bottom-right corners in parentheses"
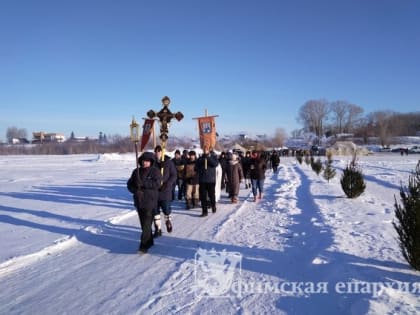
top-left (311, 158), bottom-right (323, 175)
top-left (323, 151), bottom-right (336, 182)
top-left (340, 154), bottom-right (366, 198)
top-left (393, 161), bottom-right (420, 271)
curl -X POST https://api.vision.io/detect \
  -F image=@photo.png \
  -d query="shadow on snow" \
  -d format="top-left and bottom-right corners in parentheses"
top-left (1, 169), bottom-right (419, 313)
top-left (0, 179), bottom-right (131, 209)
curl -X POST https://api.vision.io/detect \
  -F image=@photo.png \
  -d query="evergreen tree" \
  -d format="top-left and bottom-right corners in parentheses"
top-left (393, 161), bottom-right (420, 271)
top-left (340, 154), bottom-right (366, 198)
top-left (311, 157), bottom-right (323, 175)
top-left (323, 151), bottom-right (336, 182)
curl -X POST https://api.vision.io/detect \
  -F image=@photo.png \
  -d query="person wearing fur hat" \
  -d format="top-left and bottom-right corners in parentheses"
top-left (226, 152), bottom-right (244, 203)
top-left (127, 152), bottom-right (162, 253)
top-left (153, 145), bottom-right (177, 237)
top-left (196, 144), bottom-right (219, 216)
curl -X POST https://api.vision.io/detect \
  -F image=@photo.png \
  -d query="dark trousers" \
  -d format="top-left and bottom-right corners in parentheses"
top-left (199, 182), bottom-right (216, 213)
top-left (153, 200), bottom-right (172, 216)
top-left (172, 178), bottom-right (184, 200)
top-left (137, 208), bottom-right (154, 250)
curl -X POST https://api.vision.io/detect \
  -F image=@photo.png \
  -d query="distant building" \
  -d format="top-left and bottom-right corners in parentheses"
top-left (32, 132), bottom-right (66, 143)
top-left (69, 136), bottom-right (97, 142)
top-left (12, 138), bottom-right (30, 144)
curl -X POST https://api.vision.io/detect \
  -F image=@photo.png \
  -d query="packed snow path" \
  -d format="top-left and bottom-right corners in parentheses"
top-left (0, 154), bottom-right (419, 314)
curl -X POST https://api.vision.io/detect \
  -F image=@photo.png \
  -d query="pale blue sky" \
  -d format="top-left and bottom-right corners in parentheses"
top-left (1, 0), bottom-right (419, 141)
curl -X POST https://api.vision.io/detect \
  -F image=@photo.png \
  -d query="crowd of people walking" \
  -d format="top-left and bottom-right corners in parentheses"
top-left (127, 145), bottom-right (279, 253)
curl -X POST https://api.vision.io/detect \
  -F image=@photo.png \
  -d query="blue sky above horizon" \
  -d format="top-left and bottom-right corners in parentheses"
top-left (1, 0), bottom-right (419, 141)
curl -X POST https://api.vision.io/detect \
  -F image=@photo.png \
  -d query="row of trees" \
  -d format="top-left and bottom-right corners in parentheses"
top-left (296, 99), bottom-right (420, 145)
top-left (0, 136), bottom-right (133, 155)
top-left (0, 132), bottom-right (287, 155)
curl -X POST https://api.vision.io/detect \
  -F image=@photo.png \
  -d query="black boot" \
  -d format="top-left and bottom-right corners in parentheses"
top-left (138, 244), bottom-right (148, 254)
top-left (200, 207), bottom-right (208, 217)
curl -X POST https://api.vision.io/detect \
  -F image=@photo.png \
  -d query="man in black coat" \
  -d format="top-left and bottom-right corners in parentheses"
top-left (127, 152), bottom-right (162, 253)
top-left (153, 145), bottom-right (177, 237)
top-left (171, 149), bottom-right (186, 201)
top-left (196, 144), bottom-right (219, 216)
top-left (249, 150), bottom-right (267, 202)
top-left (270, 150), bottom-right (280, 172)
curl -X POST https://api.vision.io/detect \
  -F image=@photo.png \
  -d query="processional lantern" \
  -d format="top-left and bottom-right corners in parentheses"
top-left (130, 116), bottom-right (140, 143)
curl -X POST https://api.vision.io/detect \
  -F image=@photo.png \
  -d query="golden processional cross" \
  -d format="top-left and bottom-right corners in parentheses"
top-left (146, 96), bottom-right (184, 155)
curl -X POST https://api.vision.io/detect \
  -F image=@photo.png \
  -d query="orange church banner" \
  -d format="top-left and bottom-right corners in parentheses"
top-left (197, 116), bottom-right (217, 149)
top-left (140, 119), bottom-right (154, 151)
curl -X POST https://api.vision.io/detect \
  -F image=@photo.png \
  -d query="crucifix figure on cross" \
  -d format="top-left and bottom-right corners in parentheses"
top-left (146, 96), bottom-right (184, 148)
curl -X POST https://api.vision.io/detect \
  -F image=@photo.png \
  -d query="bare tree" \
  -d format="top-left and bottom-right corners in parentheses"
top-left (297, 99), bottom-right (330, 137)
top-left (291, 128), bottom-right (304, 138)
top-left (272, 127), bottom-right (287, 148)
top-left (345, 104), bottom-right (364, 133)
top-left (387, 112), bottom-right (420, 136)
top-left (330, 100), bottom-right (348, 134)
top-left (6, 126), bottom-right (27, 143)
top-left (369, 111), bottom-right (394, 146)
top-left (329, 101), bottom-right (364, 135)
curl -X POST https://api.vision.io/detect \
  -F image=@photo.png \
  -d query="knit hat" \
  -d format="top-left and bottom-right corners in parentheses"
top-left (139, 151), bottom-right (155, 163)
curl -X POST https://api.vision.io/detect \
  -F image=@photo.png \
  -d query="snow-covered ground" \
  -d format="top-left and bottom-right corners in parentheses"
top-left (0, 153), bottom-right (419, 314)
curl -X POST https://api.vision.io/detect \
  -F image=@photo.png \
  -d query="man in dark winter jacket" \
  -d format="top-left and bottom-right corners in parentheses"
top-left (241, 151), bottom-right (252, 189)
top-left (270, 150), bottom-right (280, 172)
top-left (196, 144), bottom-right (219, 216)
top-left (183, 150), bottom-right (200, 209)
top-left (218, 151), bottom-right (228, 190)
top-left (153, 145), bottom-right (177, 237)
top-left (127, 152), bottom-right (162, 253)
top-left (249, 150), bottom-right (267, 202)
top-left (171, 149), bottom-right (186, 201)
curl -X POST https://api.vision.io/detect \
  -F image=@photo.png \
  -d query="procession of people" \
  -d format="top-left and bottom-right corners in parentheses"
top-left (126, 96), bottom-right (273, 253)
top-left (127, 144), bottom-right (271, 253)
